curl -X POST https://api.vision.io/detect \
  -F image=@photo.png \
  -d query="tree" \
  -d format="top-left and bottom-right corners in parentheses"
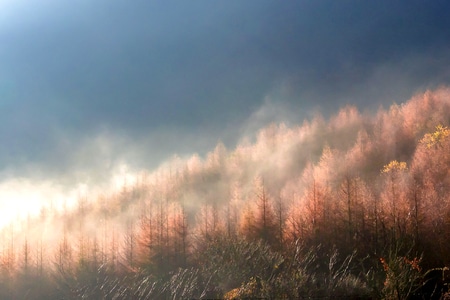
top-left (411, 124), bottom-right (450, 265)
top-left (380, 160), bottom-right (410, 243)
top-left (195, 202), bottom-right (221, 244)
top-left (284, 192), bottom-right (305, 244)
top-left (240, 177), bottom-right (278, 247)
top-left (338, 173), bottom-right (357, 244)
top-left (55, 227), bottom-right (73, 278)
top-left (122, 219), bottom-right (136, 270)
top-left (137, 199), bottom-right (154, 269)
top-left (169, 201), bottom-right (189, 268)
top-left (273, 194), bottom-right (287, 249)
top-left (222, 184), bottom-right (241, 238)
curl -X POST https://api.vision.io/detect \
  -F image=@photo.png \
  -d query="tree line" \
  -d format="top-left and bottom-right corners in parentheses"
top-left (1, 88), bottom-right (450, 298)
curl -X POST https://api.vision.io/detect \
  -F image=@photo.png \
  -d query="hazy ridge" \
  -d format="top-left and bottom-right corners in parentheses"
top-left (1, 88), bottom-right (450, 299)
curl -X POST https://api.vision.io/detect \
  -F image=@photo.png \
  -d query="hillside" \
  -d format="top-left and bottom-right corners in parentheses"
top-left (1, 88), bottom-right (450, 299)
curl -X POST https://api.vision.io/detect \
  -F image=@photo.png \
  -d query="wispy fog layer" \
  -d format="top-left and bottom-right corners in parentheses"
top-left (1, 87), bottom-right (449, 233)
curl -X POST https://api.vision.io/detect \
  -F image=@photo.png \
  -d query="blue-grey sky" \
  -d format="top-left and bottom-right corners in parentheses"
top-left (1, 0), bottom-right (450, 184)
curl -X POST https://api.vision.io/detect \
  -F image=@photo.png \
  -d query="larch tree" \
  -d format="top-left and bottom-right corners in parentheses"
top-left (195, 202), bottom-right (221, 245)
top-left (55, 226), bottom-right (73, 278)
top-left (20, 238), bottom-right (30, 277)
top-left (76, 196), bottom-right (89, 271)
top-left (338, 173), bottom-right (357, 244)
top-left (122, 218), bottom-right (136, 270)
top-left (241, 177), bottom-right (278, 247)
top-left (284, 192), bottom-right (306, 245)
top-left (411, 125), bottom-right (450, 264)
top-left (169, 201), bottom-right (189, 268)
top-left (137, 197), bottom-right (154, 269)
top-left (299, 161), bottom-right (332, 246)
top-left (273, 194), bottom-right (287, 249)
top-left (222, 184), bottom-right (241, 239)
top-left (380, 160), bottom-right (410, 243)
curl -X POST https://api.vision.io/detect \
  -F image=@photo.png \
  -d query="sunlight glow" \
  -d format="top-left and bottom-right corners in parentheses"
top-left (0, 179), bottom-right (53, 228)
top-left (111, 163), bottom-right (139, 191)
top-left (0, 179), bottom-right (81, 229)
top-left (0, 164), bottom-right (141, 230)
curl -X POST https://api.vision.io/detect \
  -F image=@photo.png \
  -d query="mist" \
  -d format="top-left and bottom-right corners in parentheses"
top-left (0, 87), bottom-right (449, 298)
top-left (1, 1), bottom-right (450, 298)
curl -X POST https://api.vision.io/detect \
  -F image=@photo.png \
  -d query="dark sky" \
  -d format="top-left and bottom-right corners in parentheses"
top-left (1, 0), bottom-right (450, 185)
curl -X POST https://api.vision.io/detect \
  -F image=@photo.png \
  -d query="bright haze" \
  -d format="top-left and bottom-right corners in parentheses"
top-left (0, 1), bottom-right (450, 222)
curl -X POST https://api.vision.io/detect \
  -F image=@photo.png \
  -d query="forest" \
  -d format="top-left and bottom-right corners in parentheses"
top-left (1, 88), bottom-right (450, 299)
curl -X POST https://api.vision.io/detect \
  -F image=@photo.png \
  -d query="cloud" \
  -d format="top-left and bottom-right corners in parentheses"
top-left (0, 0), bottom-right (450, 207)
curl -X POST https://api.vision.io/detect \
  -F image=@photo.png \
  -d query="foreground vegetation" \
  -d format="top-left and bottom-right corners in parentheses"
top-left (1, 88), bottom-right (450, 299)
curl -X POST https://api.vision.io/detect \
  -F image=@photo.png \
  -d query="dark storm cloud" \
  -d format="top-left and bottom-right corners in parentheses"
top-left (1, 0), bottom-right (450, 182)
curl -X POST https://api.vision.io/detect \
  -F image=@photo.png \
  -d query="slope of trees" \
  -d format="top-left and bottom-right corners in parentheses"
top-left (1, 88), bottom-right (450, 299)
